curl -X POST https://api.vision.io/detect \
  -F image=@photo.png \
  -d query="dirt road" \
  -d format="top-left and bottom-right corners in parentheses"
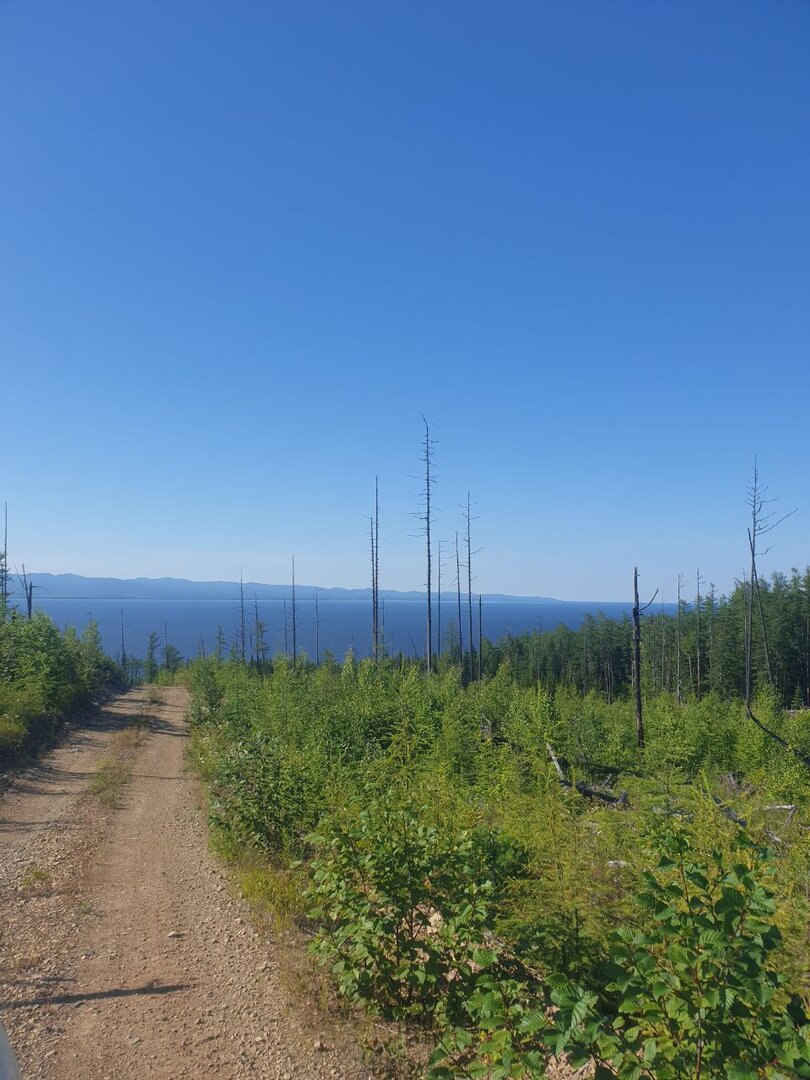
top-left (0, 687), bottom-right (368, 1080)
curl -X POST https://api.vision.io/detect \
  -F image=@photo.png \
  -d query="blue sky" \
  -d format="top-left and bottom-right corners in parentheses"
top-left (1, 1), bottom-right (807, 600)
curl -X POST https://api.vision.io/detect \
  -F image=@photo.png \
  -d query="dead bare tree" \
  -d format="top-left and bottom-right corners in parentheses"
top-left (370, 514), bottom-right (376, 659)
top-left (291, 555), bottom-right (297, 665)
top-left (695, 569), bottom-right (702, 700)
top-left (254, 598), bottom-right (267, 669)
top-left (745, 461), bottom-right (795, 708)
top-left (632, 567), bottom-right (658, 751)
top-left (16, 564), bottom-right (34, 619)
top-left (239, 571), bottom-right (246, 664)
top-left (478, 593), bottom-right (483, 681)
top-left (314, 587), bottom-right (321, 666)
top-left (1, 502), bottom-right (8, 607)
top-left (464, 493), bottom-right (477, 681)
top-left (676, 572), bottom-right (684, 704)
top-left (455, 531), bottom-right (463, 666)
top-left (437, 539), bottom-right (443, 660)
top-left (420, 416), bottom-right (435, 673)
top-left (369, 478), bottom-right (381, 660)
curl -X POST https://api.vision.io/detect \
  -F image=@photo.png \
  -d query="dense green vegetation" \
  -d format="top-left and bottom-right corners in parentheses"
top-left (189, 649), bottom-right (810, 1077)
top-left (479, 570), bottom-right (810, 708)
top-left (0, 605), bottom-right (118, 757)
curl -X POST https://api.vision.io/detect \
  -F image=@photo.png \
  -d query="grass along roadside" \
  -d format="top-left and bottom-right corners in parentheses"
top-left (88, 715), bottom-right (148, 807)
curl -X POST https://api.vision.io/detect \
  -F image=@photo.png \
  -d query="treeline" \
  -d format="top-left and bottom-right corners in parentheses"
top-left (189, 657), bottom-right (810, 1077)
top-left (480, 568), bottom-right (810, 708)
top-left (0, 606), bottom-right (119, 757)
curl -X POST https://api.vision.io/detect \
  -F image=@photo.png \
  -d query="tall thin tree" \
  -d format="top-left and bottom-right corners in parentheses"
top-left (745, 461), bottom-right (795, 707)
top-left (291, 555), bottom-right (297, 665)
top-left (314, 586), bottom-right (320, 666)
top-left (375, 476), bottom-right (380, 659)
top-left (478, 593), bottom-right (483, 681)
top-left (464, 493), bottom-right (476, 680)
top-left (239, 571), bottom-right (246, 664)
top-left (632, 567), bottom-right (658, 751)
top-left (370, 515), bottom-right (376, 659)
top-left (437, 540), bottom-right (443, 660)
top-left (676, 572), bottom-right (684, 703)
top-left (420, 416), bottom-right (435, 673)
top-left (695, 569), bottom-right (702, 699)
top-left (455, 531), bottom-right (463, 666)
top-left (120, 610), bottom-right (127, 680)
top-left (1, 502), bottom-right (8, 606)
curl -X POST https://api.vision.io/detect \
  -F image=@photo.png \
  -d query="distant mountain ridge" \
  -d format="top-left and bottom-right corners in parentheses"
top-left (25, 572), bottom-right (567, 605)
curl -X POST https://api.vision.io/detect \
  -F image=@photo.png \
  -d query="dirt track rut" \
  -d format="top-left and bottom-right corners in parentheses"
top-left (0, 687), bottom-right (367, 1079)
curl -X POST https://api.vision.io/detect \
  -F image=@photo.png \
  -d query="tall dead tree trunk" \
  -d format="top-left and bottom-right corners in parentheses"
top-left (1, 502), bottom-right (8, 607)
top-left (632, 568), bottom-right (658, 751)
top-left (437, 540), bottom-right (443, 660)
top-left (370, 515), bottom-right (376, 659)
top-left (633, 568), bottom-right (644, 750)
top-left (375, 477), bottom-right (380, 659)
top-left (478, 593), bottom-right (483, 681)
top-left (16, 564), bottom-right (34, 619)
top-left (314, 587), bottom-right (320, 666)
top-left (455, 531), bottom-right (463, 667)
top-left (676, 572), bottom-right (684, 704)
top-left (421, 416), bottom-right (434, 673)
top-left (465, 493), bottom-right (475, 681)
top-left (239, 572), bottom-right (247, 664)
top-left (745, 461), bottom-right (794, 707)
top-left (291, 555), bottom-right (297, 665)
top-left (695, 569), bottom-right (702, 699)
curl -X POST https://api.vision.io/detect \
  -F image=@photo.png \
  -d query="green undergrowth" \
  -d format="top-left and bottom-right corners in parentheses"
top-left (0, 608), bottom-right (120, 760)
top-left (188, 656), bottom-right (810, 1077)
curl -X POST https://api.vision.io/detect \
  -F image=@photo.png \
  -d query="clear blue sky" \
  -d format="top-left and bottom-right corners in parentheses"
top-left (1, 1), bottom-right (807, 600)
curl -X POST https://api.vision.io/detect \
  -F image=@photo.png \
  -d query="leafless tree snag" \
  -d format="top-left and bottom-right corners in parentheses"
top-left (632, 567), bottom-right (658, 751)
top-left (420, 416), bottom-right (435, 673)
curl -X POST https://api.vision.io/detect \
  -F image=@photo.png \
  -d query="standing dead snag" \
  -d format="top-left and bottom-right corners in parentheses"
top-left (455, 531), bottom-right (464, 666)
top-left (370, 478), bottom-right (381, 660)
top-left (239, 571), bottom-right (246, 664)
top-left (464, 492), bottom-right (477, 681)
top-left (632, 567), bottom-right (658, 751)
top-left (291, 555), bottom-right (297, 665)
top-left (1, 503), bottom-right (8, 607)
top-left (16, 564), bottom-right (34, 619)
top-left (745, 460), bottom-right (795, 708)
top-left (314, 587), bottom-right (320, 665)
top-left (437, 540), bottom-right (443, 660)
top-left (374, 477), bottom-right (380, 660)
top-left (420, 416), bottom-right (435, 673)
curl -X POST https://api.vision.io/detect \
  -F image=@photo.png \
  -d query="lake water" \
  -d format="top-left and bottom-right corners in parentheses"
top-left (31, 596), bottom-right (638, 663)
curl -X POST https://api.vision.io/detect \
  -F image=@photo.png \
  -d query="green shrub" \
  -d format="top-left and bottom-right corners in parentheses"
top-left (306, 787), bottom-right (529, 1023)
top-left (552, 823), bottom-right (810, 1078)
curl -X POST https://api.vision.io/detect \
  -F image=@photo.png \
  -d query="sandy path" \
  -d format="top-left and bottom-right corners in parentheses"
top-left (0, 687), bottom-right (368, 1080)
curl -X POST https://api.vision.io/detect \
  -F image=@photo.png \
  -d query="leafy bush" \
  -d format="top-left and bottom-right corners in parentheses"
top-left (552, 823), bottom-right (810, 1078)
top-left (307, 787), bottom-right (529, 1023)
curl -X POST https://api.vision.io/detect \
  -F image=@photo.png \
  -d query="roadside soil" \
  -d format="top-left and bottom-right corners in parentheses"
top-left (0, 687), bottom-right (371, 1080)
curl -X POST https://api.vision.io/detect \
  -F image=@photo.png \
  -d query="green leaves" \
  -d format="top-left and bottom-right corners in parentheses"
top-left (549, 821), bottom-right (810, 1078)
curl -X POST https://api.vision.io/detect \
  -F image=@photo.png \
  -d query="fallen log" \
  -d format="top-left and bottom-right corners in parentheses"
top-left (546, 743), bottom-right (628, 807)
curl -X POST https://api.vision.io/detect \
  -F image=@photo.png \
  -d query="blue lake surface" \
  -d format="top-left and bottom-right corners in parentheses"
top-left (31, 596), bottom-right (640, 663)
